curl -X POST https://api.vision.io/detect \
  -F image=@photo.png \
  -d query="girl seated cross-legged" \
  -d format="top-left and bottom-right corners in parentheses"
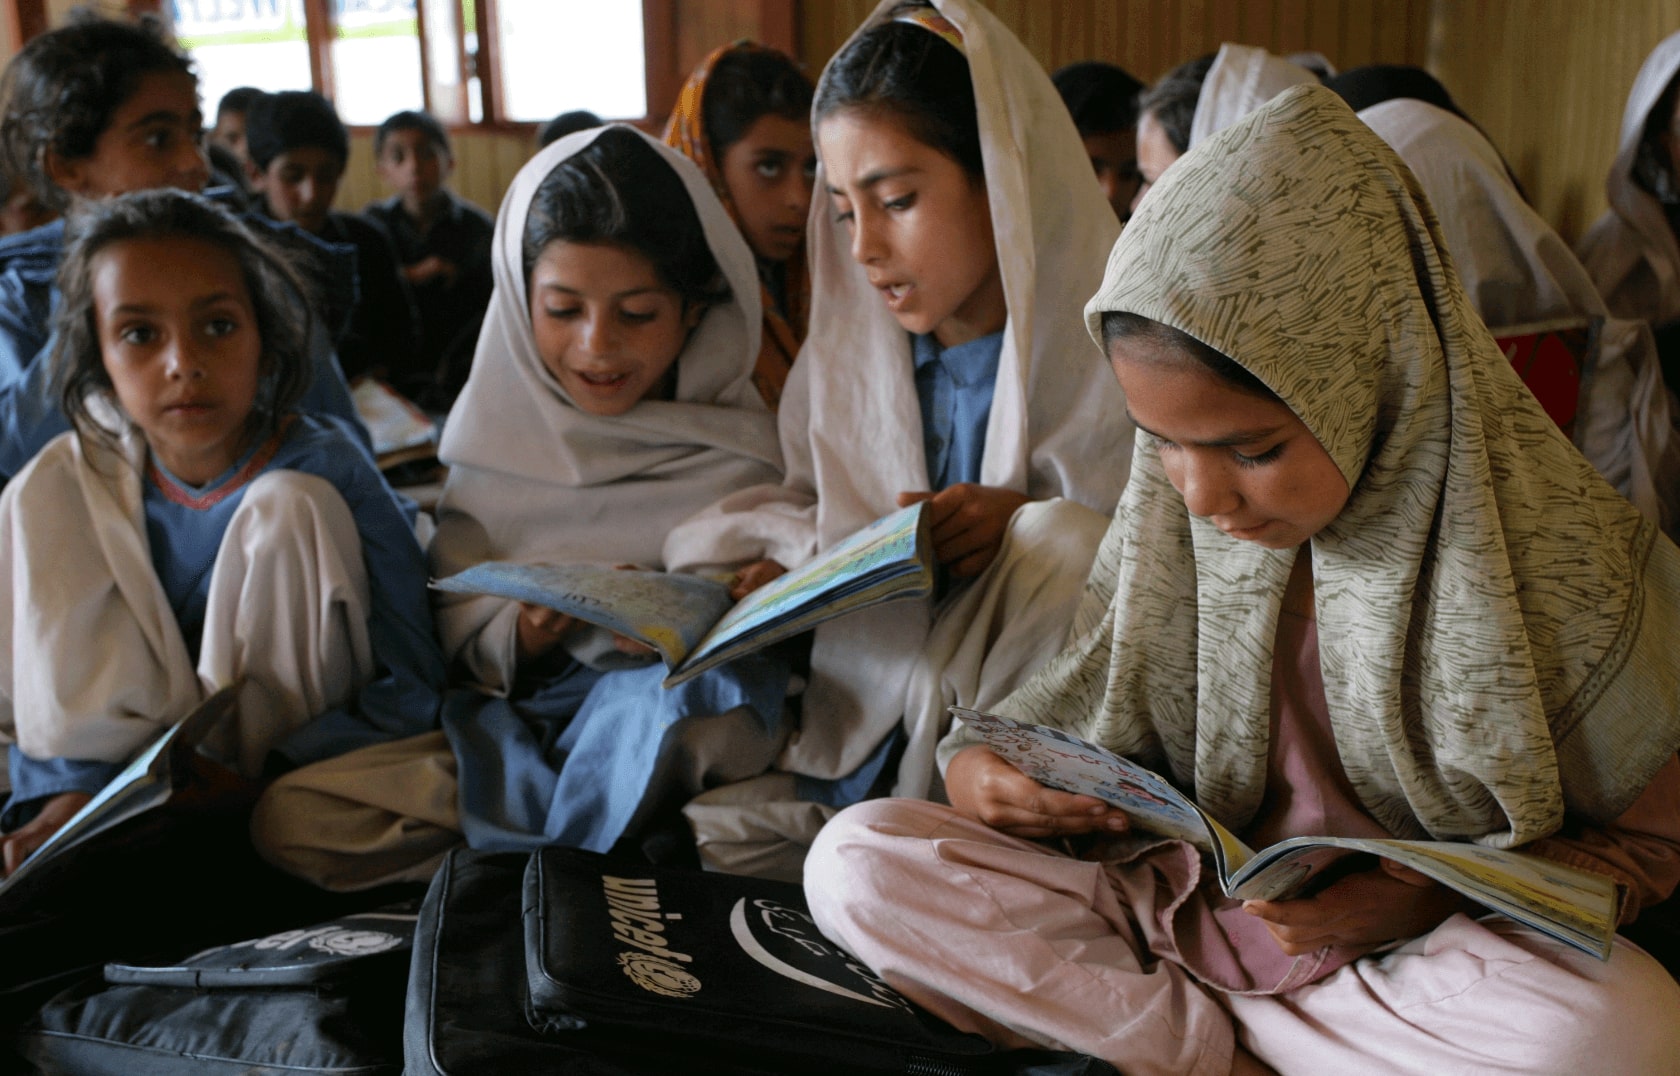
top-left (806, 85), bottom-right (1680, 1076)
top-left (0, 190), bottom-right (442, 871)
top-left (663, 0), bottom-right (1134, 881)
top-left (250, 126), bottom-right (788, 891)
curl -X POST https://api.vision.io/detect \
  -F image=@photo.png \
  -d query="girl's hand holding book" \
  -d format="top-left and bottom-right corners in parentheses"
top-left (0, 791), bottom-right (92, 876)
top-left (896, 484), bottom-right (1029, 580)
top-left (729, 559), bottom-right (787, 601)
top-left (946, 744), bottom-right (1130, 840)
top-left (516, 602), bottom-right (579, 662)
top-left (1241, 858), bottom-right (1477, 955)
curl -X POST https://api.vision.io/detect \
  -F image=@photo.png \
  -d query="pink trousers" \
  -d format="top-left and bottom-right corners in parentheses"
top-left (805, 798), bottom-right (1680, 1076)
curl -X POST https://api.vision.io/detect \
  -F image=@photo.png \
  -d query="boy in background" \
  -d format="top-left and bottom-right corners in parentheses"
top-left (365, 110), bottom-right (493, 408)
top-left (245, 90), bottom-right (421, 391)
top-left (1052, 61), bottom-right (1144, 222)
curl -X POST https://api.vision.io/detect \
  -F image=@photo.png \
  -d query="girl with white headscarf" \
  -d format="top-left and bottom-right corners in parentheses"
top-left (1578, 31), bottom-right (1680, 342)
top-left (1358, 97), bottom-right (1680, 535)
top-left (663, 0), bottom-right (1130, 881)
top-left (807, 86), bottom-right (1680, 1075)
top-left (1132, 44), bottom-right (1315, 214)
top-left (253, 126), bottom-right (787, 890)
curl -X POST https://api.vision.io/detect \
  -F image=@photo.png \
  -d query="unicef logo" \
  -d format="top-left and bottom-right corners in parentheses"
top-left (308, 929), bottom-right (405, 957)
top-left (617, 951), bottom-right (700, 998)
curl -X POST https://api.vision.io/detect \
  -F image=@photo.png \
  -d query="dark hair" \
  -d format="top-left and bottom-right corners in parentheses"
top-left (0, 15), bottom-right (196, 212)
top-left (1138, 53), bottom-right (1216, 154)
top-left (1100, 311), bottom-right (1276, 400)
top-left (53, 189), bottom-right (313, 448)
top-left (216, 86), bottom-right (263, 119)
top-left (375, 109), bottom-right (451, 158)
top-left (244, 90), bottom-right (348, 170)
top-left (537, 110), bottom-right (604, 148)
top-left (702, 46), bottom-right (814, 157)
top-left (1324, 64), bottom-right (1463, 118)
top-left (522, 127), bottom-right (729, 309)
top-left (812, 9), bottom-right (984, 180)
top-left (1052, 61), bottom-right (1144, 136)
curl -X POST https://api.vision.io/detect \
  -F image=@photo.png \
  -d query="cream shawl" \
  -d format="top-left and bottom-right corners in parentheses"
top-left (432, 125), bottom-right (782, 689)
top-left (665, 0), bottom-right (1129, 790)
top-left (1359, 98), bottom-right (1678, 532)
top-left (1004, 85), bottom-right (1680, 848)
top-left (1188, 44), bottom-right (1316, 148)
top-left (1577, 31), bottom-right (1680, 329)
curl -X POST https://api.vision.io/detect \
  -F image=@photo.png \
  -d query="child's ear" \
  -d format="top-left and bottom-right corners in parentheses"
top-left (44, 151), bottom-right (92, 198)
top-left (243, 158), bottom-right (266, 191)
top-left (681, 301), bottom-right (706, 331)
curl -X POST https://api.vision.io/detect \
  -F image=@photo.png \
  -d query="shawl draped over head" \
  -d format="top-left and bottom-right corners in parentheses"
top-left (1357, 98), bottom-right (1678, 530)
top-left (1188, 44), bottom-right (1316, 148)
top-left (663, 40), bottom-right (811, 411)
top-left (1577, 31), bottom-right (1680, 328)
top-left (1003, 85), bottom-right (1680, 850)
top-left (432, 125), bottom-right (781, 679)
top-left (664, 0), bottom-right (1129, 790)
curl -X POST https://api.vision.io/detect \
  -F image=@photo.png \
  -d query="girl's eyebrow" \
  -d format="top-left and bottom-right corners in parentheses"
top-left (826, 165), bottom-right (921, 197)
top-left (1125, 410), bottom-right (1287, 447)
top-left (540, 283), bottom-right (663, 300)
top-left (125, 109), bottom-right (198, 132)
top-left (109, 290), bottom-right (242, 315)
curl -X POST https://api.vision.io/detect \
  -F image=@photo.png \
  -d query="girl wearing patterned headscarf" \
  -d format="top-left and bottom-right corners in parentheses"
top-left (807, 85), bottom-right (1680, 1075)
top-left (664, 41), bottom-right (815, 410)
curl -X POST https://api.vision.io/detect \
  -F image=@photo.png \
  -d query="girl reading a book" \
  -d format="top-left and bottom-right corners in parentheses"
top-left (663, 0), bottom-right (1132, 880)
top-left (0, 190), bottom-right (442, 873)
top-left (251, 126), bottom-right (788, 890)
top-left (664, 41), bottom-right (815, 411)
top-left (0, 15), bottom-right (360, 481)
top-left (803, 86), bottom-right (1680, 1075)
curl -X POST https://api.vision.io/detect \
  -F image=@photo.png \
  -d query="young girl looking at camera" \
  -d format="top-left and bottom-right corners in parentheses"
top-left (665, 41), bottom-right (816, 410)
top-left (0, 16), bottom-right (360, 480)
top-left (806, 86), bottom-right (1680, 1076)
top-left (664, 0), bottom-right (1132, 879)
top-left (0, 190), bottom-right (441, 872)
top-left (251, 126), bottom-right (787, 891)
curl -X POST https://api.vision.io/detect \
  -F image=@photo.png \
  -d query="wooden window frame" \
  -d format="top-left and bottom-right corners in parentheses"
top-left (14, 0), bottom-right (768, 137)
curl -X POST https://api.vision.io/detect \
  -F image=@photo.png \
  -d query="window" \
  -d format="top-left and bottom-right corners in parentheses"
top-left (168, 0), bottom-right (666, 127)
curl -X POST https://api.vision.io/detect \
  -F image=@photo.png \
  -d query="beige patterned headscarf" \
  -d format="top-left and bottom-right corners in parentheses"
top-left (1004, 85), bottom-right (1680, 848)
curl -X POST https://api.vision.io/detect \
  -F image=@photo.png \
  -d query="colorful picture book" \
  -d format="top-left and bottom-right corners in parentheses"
top-left (433, 502), bottom-right (935, 688)
top-left (952, 707), bottom-right (1620, 960)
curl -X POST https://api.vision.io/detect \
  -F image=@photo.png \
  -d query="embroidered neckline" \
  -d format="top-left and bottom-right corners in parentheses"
top-left (147, 416), bottom-right (294, 511)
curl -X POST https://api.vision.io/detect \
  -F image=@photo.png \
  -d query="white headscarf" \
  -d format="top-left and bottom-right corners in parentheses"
top-left (1189, 43), bottom-right (1317, 148)
top-left (433, 125), bottom-right (781, 687)
top-left (1577, 31), bottom-right (1680, 328)
top-left (1006, 85), bottom-right (1680, 848)
top-left (665, 0), bottom-right (1129, 790)
top-left (1360, 98), bottom-right (1678, 530)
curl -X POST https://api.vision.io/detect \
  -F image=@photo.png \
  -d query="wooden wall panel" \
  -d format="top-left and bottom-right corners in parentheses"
top-left (1429, 0), bottom-right (1680, 243)
top-left (796, 0), bottom-right (1428, 86)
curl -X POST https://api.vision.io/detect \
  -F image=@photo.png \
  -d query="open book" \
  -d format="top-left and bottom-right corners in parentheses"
top-left (0, 682), bottom-right (241, 909)
top-left (952, 707), bottom-right (1621, 960)
top-left (433, 502), bottom-right (935, 689)
top-left (351, 377), bottom-right (438, 472)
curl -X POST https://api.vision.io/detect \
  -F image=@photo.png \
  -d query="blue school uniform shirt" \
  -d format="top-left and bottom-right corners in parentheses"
top-left (0, 210), bottom-right (365, 481)
top-left (793, 329), bottom-right (1006, 812)
top-left (5, 413), bottom-right (445, 824)
top-left (912, 329), bottom-right (1004, 490)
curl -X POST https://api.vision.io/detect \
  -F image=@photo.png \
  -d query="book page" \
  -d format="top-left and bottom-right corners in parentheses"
top-left (1230, 836), bottom-right (1617, 959)
top-left (351, 378), bottom-right (437, 458)
top-left (431, 563), bottom-right (733, 668)
top-left (664, 502), bottom-right (934, 686)
top-left (952, 708), bottom-right (1244, 863)
top-left (0, 682), bottom-right (240, 900)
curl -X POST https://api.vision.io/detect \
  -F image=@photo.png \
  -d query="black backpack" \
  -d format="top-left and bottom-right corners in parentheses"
top-left (407, 846), bottom-right (1119, 1076)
